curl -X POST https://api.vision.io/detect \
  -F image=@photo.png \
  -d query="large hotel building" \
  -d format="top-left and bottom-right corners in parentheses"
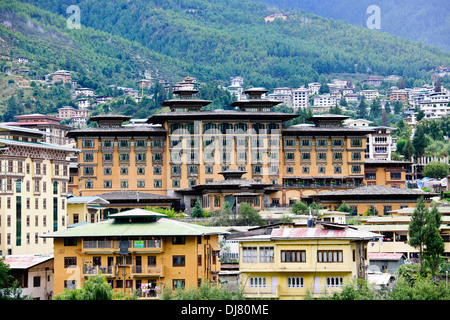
top-left (68, 87), bottom-right (408, 215)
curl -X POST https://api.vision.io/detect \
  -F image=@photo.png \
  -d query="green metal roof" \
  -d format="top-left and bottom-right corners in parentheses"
top-left (42, 217), bottom-right (228, 238)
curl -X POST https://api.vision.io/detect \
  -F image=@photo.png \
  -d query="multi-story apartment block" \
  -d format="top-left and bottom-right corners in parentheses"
top-left (0, 125), bottom-right (76, 256)
top-left (237, 222), bottom-right (381, 299)
top-left (46, 70), bottom-right (72, 84)
top-left (308, 82), bottom-right (321, 95)
top-left (313, 94), bottom-right (337, 107)
top-left (389, 89), bottom-right (409, 103)
top-left (268, 87), bottom-right (292, 108)
top-left (291, 87), bottom-right (309, 110)
top-left (1, 113), bottom-right (74, 146)
top-left (361, 89), bottom-right (379, 102)
top-left (43, 208), bottom-right (224, 297)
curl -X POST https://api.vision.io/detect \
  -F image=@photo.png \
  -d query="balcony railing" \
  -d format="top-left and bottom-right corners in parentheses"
top-left (82, 265), bottom-right (113, 276)
top-left (131, 265), bottom-right (163, 275)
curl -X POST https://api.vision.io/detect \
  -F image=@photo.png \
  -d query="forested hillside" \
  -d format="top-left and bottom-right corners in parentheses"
top-left (17, 0), bottom-right (450, 89)
top-left (1, 0), bottom-right (449, 119)
top-left (260, 0), bottom-right (450, 52)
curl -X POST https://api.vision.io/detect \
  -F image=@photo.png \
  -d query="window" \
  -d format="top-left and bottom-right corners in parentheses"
top-left (154, 180), bottom-right (162, 188)
top-left (259, 247), bottom-right (274, 263)
top-left (137, 180), bottom-right (145, 188)
top-left (351, 152), bottom-right (361, 161)
top-left (104, 168), bottom-right (112, 175)
top-left (351, 165), bottom-right (361, 174)
top-left (242, 247), bottom-right (258, 263)
top-left (172, 236), bottom-right (185, 245)
top-left (104, 180), bottom-right (112, 188)
top-left (173, 255), bottom-right (185, 267)
top-left (317, 152), bottom-right (327, 161)
top-left (302, 166), bottom-right (309, 174)
top-left (250, 277), bottom-right (266, 288)
top-left (120, 167), bottom-right (128, 175)
top-left (83, 153), bottom-right (94, 162)
top-left (301, 152), bottom-right (310, 161)
top-left (334, 166), bottom-right (342, 174)
top-left (137, 167), bottom-right (145, 175)
top-left (287, 277), bottom-right (304, 288)
top-left (318, 250), bottom-right (343, 263)
top-left (64, 257), bottom-right (77, 268)
top-left (350, 139), bottom-right (362, 147)
top-left (390, 172), bottom-right (402, 180)
top-left (83, 167), bottom-right (94, 175)
top-left (135, 139), bottom-right (147, 148)
top-left (120, 180), bottom-right (128, 188)
top-left (173, 279), bottom-right (185, 289)
top-left (316, 139), bottom-right (328, 147)
top-left (326, 277), bottom-right (344, 288)
top-left (172, 180), bottom-right (180, 188)
top-left (365, 172), bottom-right (376, 180)
top-left (82, 140), bottom-right (95, 148)
top-left (281, 250), bottom-right (306, 262)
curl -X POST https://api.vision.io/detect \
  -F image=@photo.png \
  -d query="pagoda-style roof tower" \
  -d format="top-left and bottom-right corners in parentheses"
top-left (160, 88), bottom-right (212, 112)
top-left (230, 87), bottom-right (282, 112)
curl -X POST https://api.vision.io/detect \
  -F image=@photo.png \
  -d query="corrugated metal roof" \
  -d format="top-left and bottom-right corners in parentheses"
top-left (42, 217), bottom-right (227, 238)
top-left (3, 255), bottom-right (53, 269)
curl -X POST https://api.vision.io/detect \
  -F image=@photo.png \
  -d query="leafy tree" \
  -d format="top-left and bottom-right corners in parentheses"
top-left (161, 282), bottom-right (244, 300)
top-left (237, 202), bottom-right (264, 226)
top-left (292, 201), bottom-right (308, 214)
top-left (369, 98), bottom-right (382, 120)
top-left (337, 202), bottom-right (352, 213)
top-left (0, 257), bottom-right (12, 288)
top-left (191, 198), bottom-right (205, 218)
top-left (319, 84), bottom-right (330, 94)
top-left (54, 275), bottom-right (114, 300)
top-left (402, 140), bottom-right (414, 161)
top-left (423, 161), bottom-right (449, 179)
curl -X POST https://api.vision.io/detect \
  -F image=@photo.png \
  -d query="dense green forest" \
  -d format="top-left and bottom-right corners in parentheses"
top-left (260, 0), bottom-right (450, 52)
top-left (17, 0), bottom-right (450, 88)
top-left (0, 0), bottom-right (449, 119)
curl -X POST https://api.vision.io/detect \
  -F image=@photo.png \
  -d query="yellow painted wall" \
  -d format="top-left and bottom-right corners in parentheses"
top-left (52, 234), bottom-right (221, 296)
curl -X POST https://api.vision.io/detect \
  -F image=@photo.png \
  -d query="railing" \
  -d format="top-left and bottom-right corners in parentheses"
top-left (83, 239), bottom-right (162, 250)
top-left (82, 265), bottom-right (113, 275)
top-left (131, 265), bottom-right (163, 275)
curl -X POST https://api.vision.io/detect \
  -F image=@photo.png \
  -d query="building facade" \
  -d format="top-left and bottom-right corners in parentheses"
top-left (237, 223), bottom-right (381, 299)
top-left (43, 208), bottom-right (224, 298)
top-left (0, 125), bottom-right (76, 256)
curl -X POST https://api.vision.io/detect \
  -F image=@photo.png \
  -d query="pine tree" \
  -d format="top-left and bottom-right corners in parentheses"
top-left (357, 96), bottom-right (368, 119)
top-left (191, 198), bottom-right (204, 218)
top-left (408, 196), bottom-right (428, 270)
top-left (424, 205), bottom-right (444, 276)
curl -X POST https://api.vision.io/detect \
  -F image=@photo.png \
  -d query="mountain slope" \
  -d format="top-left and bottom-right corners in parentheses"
top-left (17, 0), bottom-right (450, 89)
top-left (259, 0), bottom-right (450, 52)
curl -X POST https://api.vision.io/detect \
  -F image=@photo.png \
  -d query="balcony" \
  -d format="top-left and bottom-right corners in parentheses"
top-left (82, 265), bottom-right (114, 277)
top-left (82, 239), bottom-right (163, 253)
top-left (131, 265), bottom-right (163, 277)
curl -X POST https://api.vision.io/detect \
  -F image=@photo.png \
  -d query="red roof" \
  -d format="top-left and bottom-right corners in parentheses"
top-left (3, 255), bottom-right (53, 269)
top-left (368, 252), bottom-right (404, 261)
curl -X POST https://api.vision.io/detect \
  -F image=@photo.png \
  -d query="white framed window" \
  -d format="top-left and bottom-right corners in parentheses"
top-left (287, 277), bottom-right (304, 288)
top-left (242, 247), bottom-right (258, 263)
top-left (259, 247), bottom-right (274, 263)
top-left (250, 277), bottom-right (267, 288)
top-left (326, 277), bottom-right (344, 288)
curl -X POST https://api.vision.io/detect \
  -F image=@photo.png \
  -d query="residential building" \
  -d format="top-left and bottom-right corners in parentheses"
top-left (308, 82), bottom-right (321, 95)
top-left (0, 113), bottom-right (74, 146)
top-left (303, 185), bottom-right (436, 216)
top-left (291, 87), bottom-right (309, 110)
top-left (361, 90), bottom-right (379, 102)
top-left (363, 76), bottom-right (383, 87)
top-left (46, 70), bottom-right (72, 84)
top-left (389, 90), bottom-right (408, 103)
top-left (364, 159), bottom-right (409, 188)
top-left (75, 88), bottom-right (95, 97)
top-left (42, 208), bottom-right (225, 298)
top-left (66, 195), bottom-right (110, 226)
top-left (268, 87), bottom-right (292, 108)
top-left (264, 12), bottom-right (288, 22)
top-left (3, 254), bottom-right (54, 300)
top-left (226, 77), bottom-right (244, 101)
top-left (313, 94), bottom-right (336, 107)
top-left (236, 222), bottom-right (381, 299)
top-left (0, 125), bottom-right (77, 256)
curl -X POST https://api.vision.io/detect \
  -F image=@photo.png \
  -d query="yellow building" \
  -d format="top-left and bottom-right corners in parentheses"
top-left (66, 195), bottom-right (110, 225)
top-left (0, 125), bottom-right (76, 256)
top-left (42, 208), bottom-right (225, 298)
top-left (358, 207), bottom-right (450, 262)
top-left (364, 159), bottom-right (410, 188)
top-left (236, 222), bottom-right (381, 299)
top-left (68, 85), bottom-right (409, 210)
